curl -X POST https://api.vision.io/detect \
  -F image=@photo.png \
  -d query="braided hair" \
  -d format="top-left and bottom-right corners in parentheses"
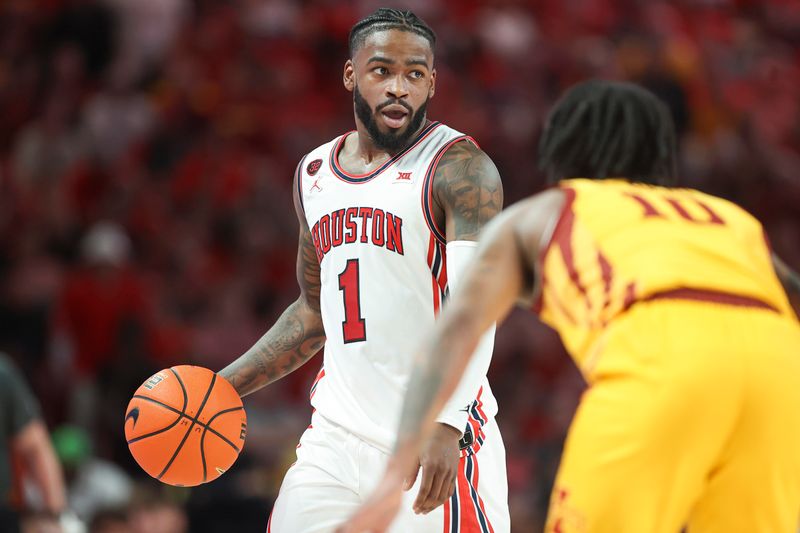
top-left (349, 8), bottom-right (436, 57)
top-left (538, 80), bottom-right (678, 185)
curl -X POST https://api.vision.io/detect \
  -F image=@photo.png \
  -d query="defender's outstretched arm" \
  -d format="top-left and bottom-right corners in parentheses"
top-left (337, 189), bottom-right (565, 533)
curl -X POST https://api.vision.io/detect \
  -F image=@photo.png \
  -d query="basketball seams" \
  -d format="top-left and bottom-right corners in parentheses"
top-left (157, 372), bottom-right (217, 481)
top-left (197, 388), bottom-right (246, 481)
top-left (202, 406), bottom-right (244, 451)
top-left (200, 426), bottom-right (208, 483)
top-left (128, 399), bottom-right (243, 449)
top-left (126, 366), bottom-right (246, 487)
top-left (199, 406), bottom-right (245, 483)
top-left (126, 398), bottom-right (185, 445)
top-left (127, 395), bottom-right (242, 453)
top-left (198, 380), bottom-right (234, 482)
top-left (131, 394), bottom-right (183, 415)
top-left (125, 370), bottom-right (189, 445)
top-left (170, 367), bottom-right (189, 412)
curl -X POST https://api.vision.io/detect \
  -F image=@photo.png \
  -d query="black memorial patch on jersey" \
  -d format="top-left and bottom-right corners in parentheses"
top-left (307, 159), bottom-right (323, 175)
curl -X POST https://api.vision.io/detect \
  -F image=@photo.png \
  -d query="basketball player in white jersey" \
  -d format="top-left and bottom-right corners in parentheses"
top-left (219, 8), bottom-right (510, 532)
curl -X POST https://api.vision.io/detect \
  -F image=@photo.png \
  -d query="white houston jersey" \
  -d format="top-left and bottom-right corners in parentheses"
top-left (297, 121), bottom-right (498, 453)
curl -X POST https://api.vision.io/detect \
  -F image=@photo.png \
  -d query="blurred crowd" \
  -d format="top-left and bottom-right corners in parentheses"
top-left (0, 0), bottom-right (798, 531)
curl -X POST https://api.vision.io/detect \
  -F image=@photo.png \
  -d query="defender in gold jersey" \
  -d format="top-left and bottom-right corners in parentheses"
top-left (339, 80), bottom-right (800, 533)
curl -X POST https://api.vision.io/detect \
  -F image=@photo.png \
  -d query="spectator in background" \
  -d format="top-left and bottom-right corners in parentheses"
top-left (11, 85), bottom-right (84, 190)
top-left (127, 498), bottom-right (186, 533)
top-left (51, 222), bottom-right (155, 464)
top-left (0, 353), bottom-right (67, 533)
top-left (102, 0), bottom-right (188, 79)
top-left (88, 509), bottom-right (129, 533)
top-left (51, 426), bottom-right (132, 526)
top-left (81, 56), bottom-right (155, 164)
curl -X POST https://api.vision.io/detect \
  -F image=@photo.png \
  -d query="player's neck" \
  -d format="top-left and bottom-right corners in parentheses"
top-left (350, 119), bottom-right (431, 163)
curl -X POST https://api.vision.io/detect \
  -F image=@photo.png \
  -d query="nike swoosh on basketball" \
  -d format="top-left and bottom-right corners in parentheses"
top-left (125, 407), bottom-right (140, 429)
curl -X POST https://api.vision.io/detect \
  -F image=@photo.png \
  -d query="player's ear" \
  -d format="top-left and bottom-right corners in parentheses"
top-left (429, 68), bottom-right (436, 99)
top-left (343, 60), bottom-right (355, 92)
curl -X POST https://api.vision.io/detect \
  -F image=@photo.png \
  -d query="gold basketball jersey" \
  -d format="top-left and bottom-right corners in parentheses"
top-left (534, 178), bottom-right (793, 366)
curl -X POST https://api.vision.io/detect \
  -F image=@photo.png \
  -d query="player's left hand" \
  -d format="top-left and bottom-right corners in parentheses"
top-left (404, 423), bottom-right (461, 514)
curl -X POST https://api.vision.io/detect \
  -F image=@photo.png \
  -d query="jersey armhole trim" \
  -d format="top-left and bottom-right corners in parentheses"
top-left (295, 154), bottom-right (309, 215)
top-left (421, 135), bottom-right (478, 245)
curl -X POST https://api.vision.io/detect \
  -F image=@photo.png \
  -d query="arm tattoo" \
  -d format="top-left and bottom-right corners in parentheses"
top-left (220, 189), bottom-right (326, 396)
top-left (220, 299), bottom-right (325, 396)
top-left (297, 222), bottom-right (322, 312)
top-left (432, 142), bottom-right (503, 241)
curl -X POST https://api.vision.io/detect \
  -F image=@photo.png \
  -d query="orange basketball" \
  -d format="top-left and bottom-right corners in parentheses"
top-left (124, 365), bottom-right (246, 487)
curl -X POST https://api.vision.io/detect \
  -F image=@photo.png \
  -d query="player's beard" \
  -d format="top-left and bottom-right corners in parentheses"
top-left (354, 85), bottom-right (428, 153)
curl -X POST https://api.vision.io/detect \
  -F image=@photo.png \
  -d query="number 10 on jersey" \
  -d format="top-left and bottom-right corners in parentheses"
top-left (338, 259), bottom-right (367, 343)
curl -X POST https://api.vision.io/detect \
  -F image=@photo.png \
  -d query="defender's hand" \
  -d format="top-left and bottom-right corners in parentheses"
top-left (405, 423), bottom-right (461, 515)
top-left (336, 465), bottom-right (404, 533)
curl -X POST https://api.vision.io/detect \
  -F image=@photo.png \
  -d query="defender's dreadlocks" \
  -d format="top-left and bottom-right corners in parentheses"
top-left (538, 80), bottom-right (678, 185)
top-left (349, 8), bottom-right (436, 57)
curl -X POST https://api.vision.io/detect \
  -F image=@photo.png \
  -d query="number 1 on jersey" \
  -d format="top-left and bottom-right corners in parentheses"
top-left (338, 259), bottom-right (366, 343)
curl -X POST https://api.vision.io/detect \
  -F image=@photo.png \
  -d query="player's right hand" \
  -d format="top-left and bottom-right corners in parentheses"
top-left (336, 466), bottom-right (404, 533)
top-left (405, 423), bottom-right (460, 514)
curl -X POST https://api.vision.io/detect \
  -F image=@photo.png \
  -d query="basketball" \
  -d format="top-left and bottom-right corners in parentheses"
top-left (124, 365), bottom-right (247, 487)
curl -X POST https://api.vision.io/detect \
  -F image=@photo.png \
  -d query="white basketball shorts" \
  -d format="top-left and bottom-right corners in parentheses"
top-left (267, 410), bottom-right (510, 532)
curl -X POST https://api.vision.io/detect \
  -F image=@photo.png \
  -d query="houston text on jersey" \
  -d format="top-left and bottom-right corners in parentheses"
top-left (310, 207), bottom-right (404, 261)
